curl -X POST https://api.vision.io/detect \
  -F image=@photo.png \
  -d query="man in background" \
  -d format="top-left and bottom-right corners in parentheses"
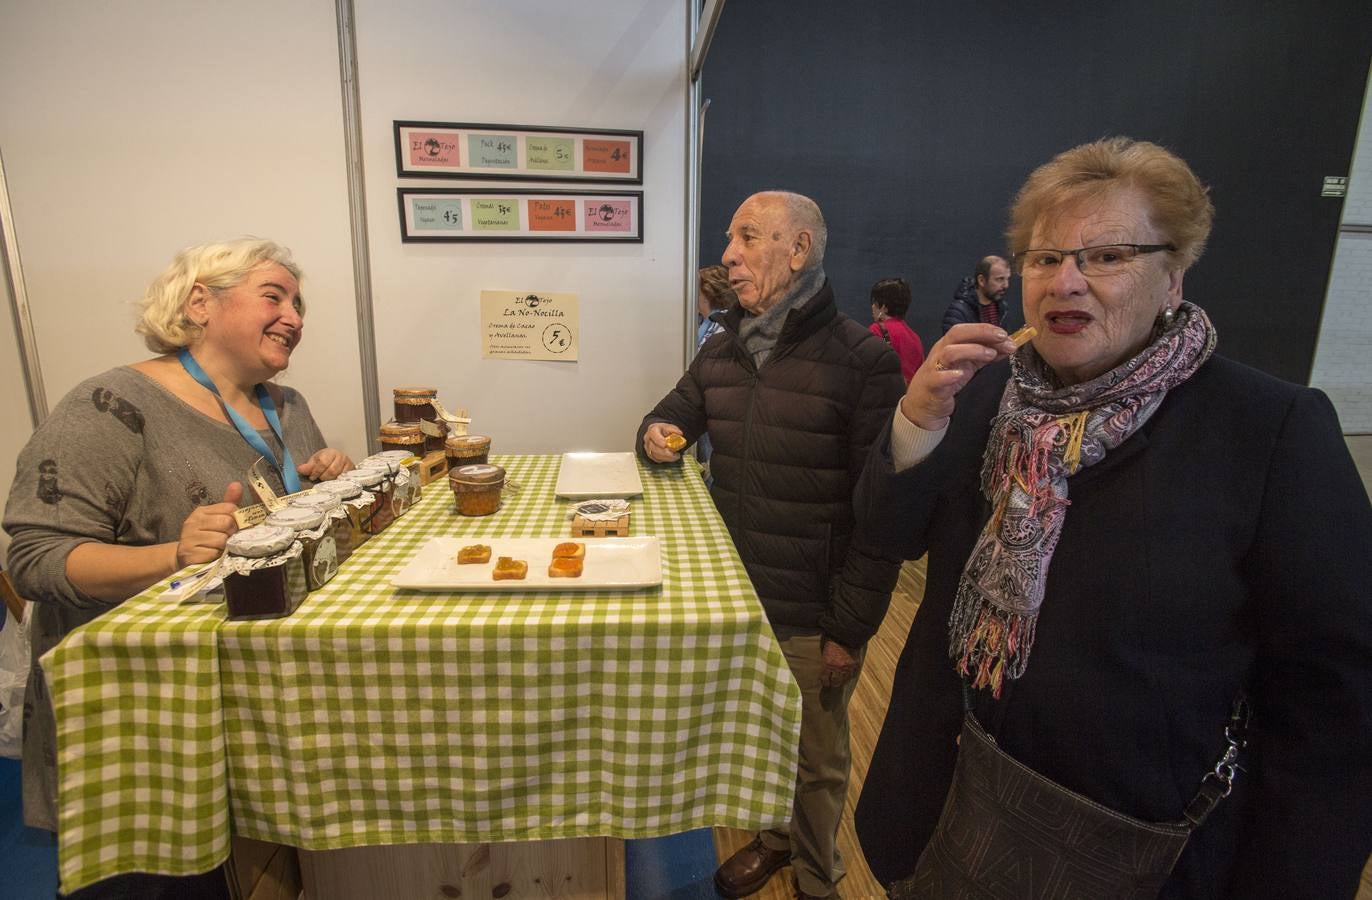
top-left (942, 254), bottom-right (1011, 332)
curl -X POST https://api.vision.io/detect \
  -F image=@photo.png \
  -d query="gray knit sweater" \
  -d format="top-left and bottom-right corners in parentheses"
top-left (2, 366), bottom-right (327, 830)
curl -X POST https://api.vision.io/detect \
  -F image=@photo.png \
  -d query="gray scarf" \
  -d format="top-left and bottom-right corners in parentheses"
top-left (737, 268), bottom-right (825, 366)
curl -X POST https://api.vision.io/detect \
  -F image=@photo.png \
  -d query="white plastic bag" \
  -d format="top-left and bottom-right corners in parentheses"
top-left (0, 605), bottom-right (30, 759)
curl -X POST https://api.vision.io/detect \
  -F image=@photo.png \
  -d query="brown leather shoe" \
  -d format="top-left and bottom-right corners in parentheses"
top-left (713, 835), bottom-right (790, 898)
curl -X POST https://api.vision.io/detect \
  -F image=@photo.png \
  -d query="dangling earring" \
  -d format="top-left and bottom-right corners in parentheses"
top-left (1161, 305), bottom-right (1175, 328)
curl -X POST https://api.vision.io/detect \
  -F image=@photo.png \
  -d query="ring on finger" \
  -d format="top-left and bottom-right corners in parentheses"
top-left (933, 359), bottom-right (948, 371)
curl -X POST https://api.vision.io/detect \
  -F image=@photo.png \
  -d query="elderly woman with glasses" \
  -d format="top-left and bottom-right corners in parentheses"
top-left (843, 138), bottom-right (1372, 898)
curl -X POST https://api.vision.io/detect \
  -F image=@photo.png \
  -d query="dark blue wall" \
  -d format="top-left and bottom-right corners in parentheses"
top-left (699, 0), bottom-right (1371, 383)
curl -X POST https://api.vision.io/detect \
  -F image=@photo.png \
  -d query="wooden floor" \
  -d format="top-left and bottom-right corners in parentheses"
top-left (713, 560), bottom-right (925, 900)
top-left (712, 557), bottom-right (1372, 900)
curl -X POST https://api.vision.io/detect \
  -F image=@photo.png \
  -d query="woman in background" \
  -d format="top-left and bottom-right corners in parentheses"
top-left (4, 238), bottom-right (351, 898)
top-left (869, 277), bottom-right (925, 383)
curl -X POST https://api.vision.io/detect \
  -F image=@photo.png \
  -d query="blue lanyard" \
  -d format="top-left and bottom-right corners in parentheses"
top-left (177, 348), bottom-right (301, 493)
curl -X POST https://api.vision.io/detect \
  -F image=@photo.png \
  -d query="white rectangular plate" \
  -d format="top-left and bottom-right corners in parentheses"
top-left (390, 536), bottom-right (662, 591)
top-left (554, 451), bottom-right (643, 499)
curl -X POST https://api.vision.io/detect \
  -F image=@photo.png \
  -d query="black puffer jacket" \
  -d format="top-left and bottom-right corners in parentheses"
top-left (636, 281), bottom-right (904, 647)
top-left (941, 275), bottom-right (1008, 333)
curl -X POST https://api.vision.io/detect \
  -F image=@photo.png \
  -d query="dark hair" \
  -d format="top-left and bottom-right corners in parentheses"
top-left (698, 264), bottom-right (736, 311)
top-left (974, 255), bottom-right (1006, 287)
top-left (870, 277), bottom-right (911, 319)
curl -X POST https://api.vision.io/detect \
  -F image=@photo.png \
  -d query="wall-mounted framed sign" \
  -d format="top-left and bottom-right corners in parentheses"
top-left (394, 121), bottom-right (643, 183)
top-left (398, 188), bottom-right (643, 243)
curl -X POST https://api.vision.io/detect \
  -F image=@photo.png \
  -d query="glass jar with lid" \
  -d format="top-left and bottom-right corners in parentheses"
top-left (312, 479), bottom-right (371, 554)
top-left (392, 387), bottom-right (437, 424)
top-left (379, 422), bottom-right (425, 455)
top-left (368, 450), bottom-right (423, 505)
top-left (339, 467), bottom-right (394, 534)
top-left (266, 505), bottom-right (336, 591)
top-left (223, 525), bottom-right (307, 620)
top-left (444, 434), bottom-right (491, 469)
top-left (359, 457), bottom-right (412, 516)
top-left (291, 490), bottom-right (360, 569)
top-left (449, 463), bottom-right (506, 517)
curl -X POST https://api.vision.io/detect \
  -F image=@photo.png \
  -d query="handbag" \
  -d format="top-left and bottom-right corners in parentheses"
top-left (888, 691), bottom-right (1247, 900)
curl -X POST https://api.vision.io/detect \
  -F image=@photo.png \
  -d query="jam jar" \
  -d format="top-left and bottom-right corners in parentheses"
top-left (223, 525), bottom-right (307, 621)
top-left (360, 457), bottom-right (412, 516)
top-left (339, 467), bottom-right (394, 534)
top-left (379, 421), bottom-right (425, 455)
top-left (392, 387), bottom-right (437, 424)
top-left (449, 463), bottom-right (506, 517)
top-left (366, 451), bottom-right (422, 506)
top-left (419, 416), bottom-right (448, 455)
top-left (290, 490), bottom-right (360, 569)
top-left (312, 479), bottom-right (370, 554)
top-left (444, 434), bottom-right (491, 469)
top-left (266, 505), bottom-right (336, 591)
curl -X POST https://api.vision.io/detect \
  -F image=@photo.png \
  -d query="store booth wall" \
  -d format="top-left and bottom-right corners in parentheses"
top-left (0, 0), bottom-right (692, 550)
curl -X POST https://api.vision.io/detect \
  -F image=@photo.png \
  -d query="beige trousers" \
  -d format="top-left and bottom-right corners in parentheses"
top-left (760, 633), bottom-right (865, 898)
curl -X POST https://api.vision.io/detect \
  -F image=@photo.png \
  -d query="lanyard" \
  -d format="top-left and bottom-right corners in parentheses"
top-left (177, 348), bottom-right (301, 493)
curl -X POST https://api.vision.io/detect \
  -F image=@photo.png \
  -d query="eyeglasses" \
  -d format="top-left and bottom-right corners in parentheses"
top-left (1013, 243), bottom-right (1176, 278)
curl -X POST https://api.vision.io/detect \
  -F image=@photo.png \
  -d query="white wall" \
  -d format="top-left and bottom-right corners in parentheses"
top-left (1312, 64), bottom-right (1372, 433)
top-left (354, 0), bottom-right (688, 453)
top-left (0, 221), bottom-right (30, 564)
top-left (0, 0), bottom-right (366, 460)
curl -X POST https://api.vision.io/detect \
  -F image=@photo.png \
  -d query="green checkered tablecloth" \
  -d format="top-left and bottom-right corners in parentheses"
top-left (43, 454), bottom-right (801, 892)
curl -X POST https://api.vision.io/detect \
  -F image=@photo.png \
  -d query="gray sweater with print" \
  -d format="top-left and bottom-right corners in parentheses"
top-left (2, 366), bottom-right (327, 830)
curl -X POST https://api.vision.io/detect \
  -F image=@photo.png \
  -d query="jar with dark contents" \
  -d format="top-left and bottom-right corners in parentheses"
top-left (311, 479), bottom-right (370, 555)
top-left (291, 490), bottom-right (359, 569)
top-left (368, 450), bottom-right (422, 505)
top-left (266, 505), bottom-right (336, 591)
top-left (449, 463), bottom-right (506, 517)
top-left (360, 458), bottom-right (411, 516)
top-left (339, 468), bottom-right (394, 534)
top-left (419, 416), bottom-right (448, 455)
top-left (392, 387), bottom-right (437, 424)
top-left (223, 525), bottom-right (307, 620)
top-left (444, 434), bottom-right (491, 469)
top-left (379, 422), bottom-right (425, 455)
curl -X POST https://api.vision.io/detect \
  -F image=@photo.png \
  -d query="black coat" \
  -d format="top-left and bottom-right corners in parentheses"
top-left (941, 275), bottom-right (1008, 333)
top-left (852, 355), bottom-right (1372, 898)
top-left (637, 281), bottom-right (905, 647)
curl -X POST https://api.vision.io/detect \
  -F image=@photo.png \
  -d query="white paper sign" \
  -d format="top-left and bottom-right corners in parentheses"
top-left (480, 290), bottom-right (580, 361)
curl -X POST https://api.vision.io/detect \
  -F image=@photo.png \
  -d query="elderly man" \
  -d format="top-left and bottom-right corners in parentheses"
top-left (941, 254), bottom-right (1012, 332)
top-left (637, 191), bottom-right (904, 899)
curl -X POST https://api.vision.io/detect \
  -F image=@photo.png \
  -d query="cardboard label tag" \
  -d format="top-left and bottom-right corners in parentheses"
top-left (419, 418), bottom-right (444, 437)
top-left (248, 458), bottom-right (288, 512)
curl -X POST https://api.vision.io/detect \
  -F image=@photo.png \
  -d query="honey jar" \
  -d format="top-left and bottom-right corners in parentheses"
top-left (379, 422), bottom-right (425, 455)
top-left (223, 525), bottom-right (307, 621)
top-left (266, 505), bottom-right (336, 591)
top-left (392, 387), bottom-right (437, 424)
top-left (419, 417), bottom-right (448, 455)
top-left (339, 467), bottom-right (394, 534)
top-left (311, 479), bottom-right (371, 554)
top-left (444, 434), bottom-right (491, 469)
top-left (449, 463), bottom-right (506, 517)
top-left (290, 490), bottom-right (360, 569)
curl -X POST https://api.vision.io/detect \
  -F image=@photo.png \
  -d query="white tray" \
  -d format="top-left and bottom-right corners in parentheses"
top-left (554, 452), bottom-right (643, 499)
top-left (390, 536), bottom-right (661, 591)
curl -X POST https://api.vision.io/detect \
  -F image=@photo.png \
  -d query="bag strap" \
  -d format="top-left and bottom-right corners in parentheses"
top-left (961, 680), bottom-right (1250, 830)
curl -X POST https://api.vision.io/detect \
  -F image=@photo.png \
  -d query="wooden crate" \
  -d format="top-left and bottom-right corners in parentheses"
top-left (419, 451), bottom-right (448, 485)
top-left (571, 513), bottom-right (629, 537)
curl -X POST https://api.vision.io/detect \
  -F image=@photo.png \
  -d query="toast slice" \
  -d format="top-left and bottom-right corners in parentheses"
top-left (456, 544), bottom-right (492, 564)
top-left (664, 433), bottom-right (687, 451)
top-left (548, 557), bottom-right (584, 578)
top-left (1009, 324), bottom-right (1038, 348)
top-left (492, 556), bottom-right (528, 580)
top-left (552, 542), bottom-right (585, 560)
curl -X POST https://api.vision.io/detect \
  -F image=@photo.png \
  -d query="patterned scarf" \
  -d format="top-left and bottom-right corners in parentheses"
top-left (950, 301), bottom-right (1217, 697)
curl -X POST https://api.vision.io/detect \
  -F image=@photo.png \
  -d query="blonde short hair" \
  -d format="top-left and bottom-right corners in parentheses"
top-left (135, 238), bottom-right (303, 353)
top-left (1007, 137), bottom-right (1214, 270)
top-left (698, 264), bottom-right (736, 311)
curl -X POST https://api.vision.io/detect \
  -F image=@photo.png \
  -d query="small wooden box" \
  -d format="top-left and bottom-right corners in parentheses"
top-left (418, 451), bottom-right (448, 485)
top-left (571, 512), bottom-right (630, 537)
